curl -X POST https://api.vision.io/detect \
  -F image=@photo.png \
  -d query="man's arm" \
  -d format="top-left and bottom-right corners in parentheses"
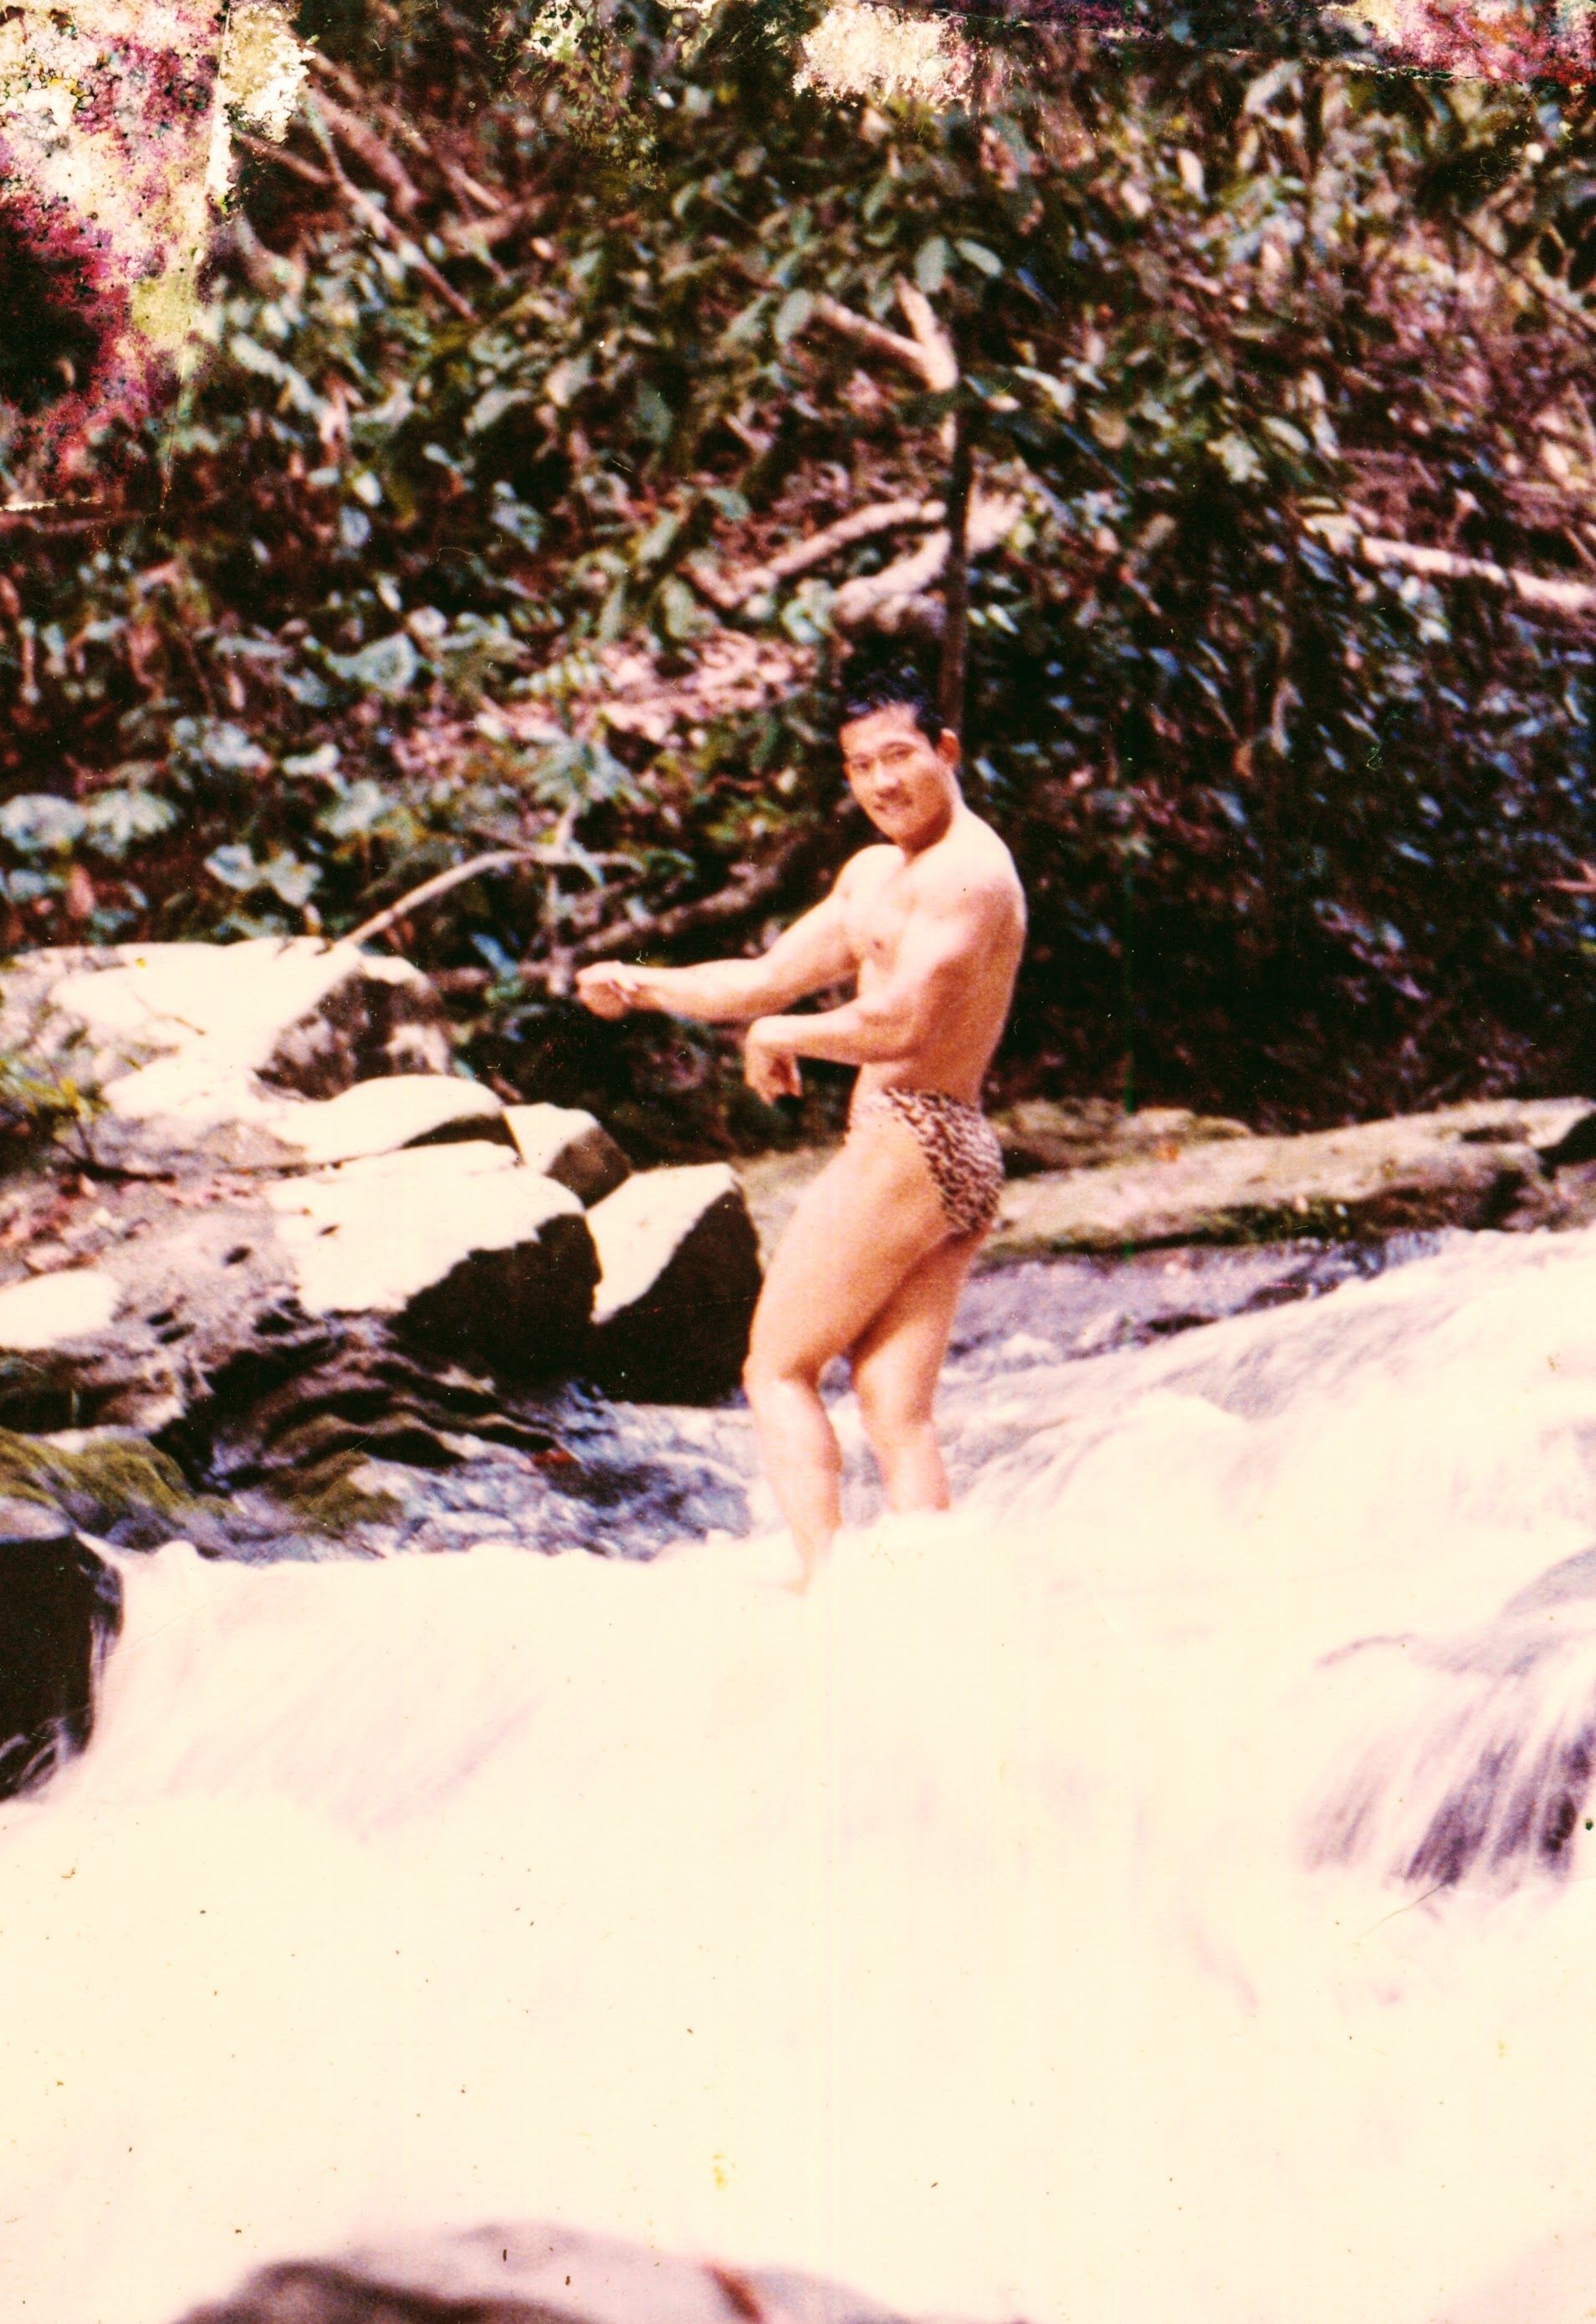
top-left (575, 871), bottom-right (858, 1025)
top-left (749, 874), bottom-right (993, 1075)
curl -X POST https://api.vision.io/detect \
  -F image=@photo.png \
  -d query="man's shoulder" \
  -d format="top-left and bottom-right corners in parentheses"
top-left (923, 814), bottom-right (1022, 906)
top-left (836, 843), bottom-right (899, 891)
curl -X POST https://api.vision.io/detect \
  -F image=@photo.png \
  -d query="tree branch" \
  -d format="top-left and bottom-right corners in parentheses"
top-left (527, 832), bottom-right (816, 994)
top-left (237, 130), bottom-right (333, 188)
top-left (345, 849), bottom-right (543, 950)
top-left (810, 294), bottom-right (934, 385)
top-left (306, 46), bottom-right (434, 155)
top-left (894, 278), bottom-right (959, 392)
top-left (690, 496), bottom-right (940, 610)
top-left (806, 282), bottom-right (957, 442)
top-left (302, 99), bottom-right (477, 324)
top-left (939, 404), bottom-right (974, 739)
top-left (436, 192), bottom-right (555, 258)
top-left (831, 493), bottom-right (1023, 630)
top-left (1450, 212), bottom-right (1596, 355)
top-left (438, 157), bottom-right (513, 215)
top-left (1306, 511), bottom-right (1596, 617)
top-left (312, 90), bottom-right (423, 215)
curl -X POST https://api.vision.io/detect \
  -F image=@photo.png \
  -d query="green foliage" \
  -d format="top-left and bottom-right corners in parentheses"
top-left (0, 1047), bottom-right (101, 1160)
top-left (3, 4), bottom-right (1596, 1126)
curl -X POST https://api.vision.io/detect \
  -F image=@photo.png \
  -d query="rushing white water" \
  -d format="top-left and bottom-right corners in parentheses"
top-left (7, 1227), bottom-right (1596, 2324)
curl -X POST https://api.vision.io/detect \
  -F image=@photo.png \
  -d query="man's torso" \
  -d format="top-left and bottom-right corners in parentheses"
top-left (839, 809), bottom-right (1026, 1107)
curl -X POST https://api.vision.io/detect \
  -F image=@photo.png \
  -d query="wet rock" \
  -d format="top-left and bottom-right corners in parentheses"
top-left (1307, 1547), bottom-right (1596, 1893)
top-left (173, 2220), bottom-right (913, 2324)
top-left (990, 1097), bottom-right (1596, 1258)
top-left (0, 1516), bottom-right (121, 1800)
top-left (586, 1162), bottom-right (761, 1402)
top-left (505, 1102), bottom-right (631, 1205)
top-left (1528, 1107), bottom-right (1596, 1171)
top-left (0, 1428), bottom-right (236, 1552)
top-left (265, 1143), bottom-right (598, 1373)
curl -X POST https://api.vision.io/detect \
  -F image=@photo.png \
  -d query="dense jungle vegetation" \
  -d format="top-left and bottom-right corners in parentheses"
top-left (8, 0), bottom-right (1596, 1150)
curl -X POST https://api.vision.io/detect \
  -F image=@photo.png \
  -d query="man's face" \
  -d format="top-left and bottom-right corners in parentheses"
top-left (839, 704), bottom-right (958, 846)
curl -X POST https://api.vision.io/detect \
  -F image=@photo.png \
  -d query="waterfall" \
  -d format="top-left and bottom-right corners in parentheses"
top-left (8, 1226), bottom-right (1596, 2324)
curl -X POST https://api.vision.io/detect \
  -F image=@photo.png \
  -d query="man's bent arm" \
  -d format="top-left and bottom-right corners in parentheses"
top-left (755, 892), bottom-right (984, 1067)
top-left (755, 993), bottom-right (920, 1067)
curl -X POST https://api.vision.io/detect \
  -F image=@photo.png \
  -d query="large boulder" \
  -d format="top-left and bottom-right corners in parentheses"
top-left (0, 937), bottom-right (453, 1171)
top-left (0, 942), bottom-right (770, 1528)
top-left (0, 1505), bottom-right (121, 1800)
top-left (172, 2221), bottom-right (913, 2324)
top-left (586, 1162), bottom-right (762, 1402)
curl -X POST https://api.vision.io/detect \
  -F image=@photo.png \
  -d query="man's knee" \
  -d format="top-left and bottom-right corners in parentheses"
top-left (853, 1366), bottom-right (934, 1448)
top-left (742, 1343), bottom-right (818, 1406)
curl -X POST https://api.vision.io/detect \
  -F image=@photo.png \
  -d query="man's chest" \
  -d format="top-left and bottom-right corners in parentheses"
top-left (842, 861), bottom-right (918, 972)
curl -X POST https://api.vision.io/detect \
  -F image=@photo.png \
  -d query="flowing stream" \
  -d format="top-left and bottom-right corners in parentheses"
top-left (6, 1227), bottom-right (1596, 2324)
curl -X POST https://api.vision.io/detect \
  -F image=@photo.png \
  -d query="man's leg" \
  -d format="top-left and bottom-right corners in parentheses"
top-left (742, 1116), bottom-right (951, 1586)
top-left (849, 1230), bottom-right (981, 1515)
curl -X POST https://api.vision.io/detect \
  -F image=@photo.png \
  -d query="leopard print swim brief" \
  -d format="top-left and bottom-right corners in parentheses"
top-left (850, 1086), bottom-right (1006, 1240)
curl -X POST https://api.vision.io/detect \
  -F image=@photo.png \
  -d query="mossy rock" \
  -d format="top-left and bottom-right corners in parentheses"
top-left (257, 1448), bottom-right (399, 1534)
top-left (0, 1426), bottom-right (394, 1549)
top-left (0, 1429), bottom-right (223, 1549)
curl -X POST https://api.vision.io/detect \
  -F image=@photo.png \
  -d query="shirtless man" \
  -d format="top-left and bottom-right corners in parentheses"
top-left (576, 666), bottom-right (1026, 1587)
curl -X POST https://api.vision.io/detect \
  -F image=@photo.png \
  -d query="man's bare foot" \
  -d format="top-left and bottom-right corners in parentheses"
top-left (781, 1540), bottom-right (831, 1595)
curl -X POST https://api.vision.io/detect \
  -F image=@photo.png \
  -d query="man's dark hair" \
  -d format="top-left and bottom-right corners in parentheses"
top-left (836, 659), bottom-right (941, 740)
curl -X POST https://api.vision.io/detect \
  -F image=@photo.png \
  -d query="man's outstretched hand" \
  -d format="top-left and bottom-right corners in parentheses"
top-left (575, 963), bottom-right (645, 1019)
top-left (744, 1019), bottom-right (802, 1103)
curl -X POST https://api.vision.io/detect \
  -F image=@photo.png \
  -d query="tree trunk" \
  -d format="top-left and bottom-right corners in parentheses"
top-left (938, 403), bottom-right (974, 742)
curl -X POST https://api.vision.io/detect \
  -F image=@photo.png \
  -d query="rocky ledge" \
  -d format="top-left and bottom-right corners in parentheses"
top-left (0, 937), bottom-right (760, 1534)
top-left (735, 1094), bottom-right (1596, 1259)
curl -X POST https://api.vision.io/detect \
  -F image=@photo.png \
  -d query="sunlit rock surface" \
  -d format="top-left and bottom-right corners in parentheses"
top-left (265, 1075), bottom-right (512, 1168)
top-left (991, 1096), bottom-right (1594, 1254)
top-left (505, 1104), bottom-right (632, 1205)
top-left (0, 938), bottom-right (452, 1170)
top-left (0, 1264), bottom-right (120, 1351)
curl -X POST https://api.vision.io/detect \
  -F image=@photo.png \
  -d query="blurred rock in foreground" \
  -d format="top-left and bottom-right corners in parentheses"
top-left (174, 2220), bottom-right (917, 2324)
